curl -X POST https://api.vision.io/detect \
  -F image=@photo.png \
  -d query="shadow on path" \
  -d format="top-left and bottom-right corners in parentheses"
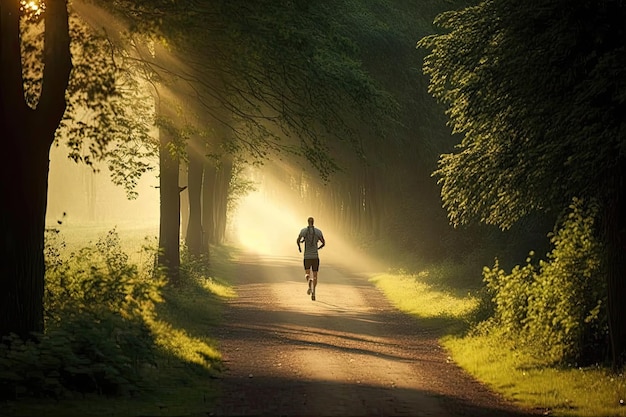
top-left (207, 253), bottom-right (543, 417)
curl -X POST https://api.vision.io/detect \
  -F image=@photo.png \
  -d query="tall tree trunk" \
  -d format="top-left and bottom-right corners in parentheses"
top-left (214, 157), bottom-right (232, 244)
top-left (179, 164), bottom-right (189, 241)
top-left (0, 0), bottom-right (71, 340)
top-left (158, 127), bottom-right (181, 284)
top-left (604, 177), bottom-right (626, 369)
top-left (186, 143), bottom-right (204, 257)
top-left (202, 160), bottom-right (217, 247)
top-left (1, 131), bottom-right (51, 340)
top-left (367, 168), bottom-right (382, 239)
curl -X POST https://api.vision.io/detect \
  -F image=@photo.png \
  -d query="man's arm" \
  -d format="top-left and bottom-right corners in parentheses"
top-left (317, 235), bottom-right (325, 250)
top-left (297, 236), bottom-right (303, 252)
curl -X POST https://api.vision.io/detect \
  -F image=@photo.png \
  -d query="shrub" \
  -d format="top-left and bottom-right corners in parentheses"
top-left (475, 198), bottom-right (607, 365)
top-left (0, 229), bottom-right (164, 400)
top-left (482, 258), bottom-right (536, 335)
top-left (524, 199), bottom-right (606, 364)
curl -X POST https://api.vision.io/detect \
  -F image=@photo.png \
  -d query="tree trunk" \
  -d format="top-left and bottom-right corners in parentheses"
top-left (202, 160), bottom-right (217, 248)
top-left (214, 157), bottom-right (232, 244)
top-left (158, 128), bottom-right (181, 284)
top-left (186, 143), bottom-right (204, 257)
top-left (0, 0), bottom-right (71, 340)
top-left (0, 131), bottom-right (51, 340)
top-left (604, 183), bottom-right (626, 369)
top-left (180, 164), bottom-right (189, 241)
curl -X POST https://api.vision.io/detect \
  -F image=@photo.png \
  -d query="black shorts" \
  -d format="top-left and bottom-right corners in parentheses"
top-left (303, 258), bottom-right (320, 272)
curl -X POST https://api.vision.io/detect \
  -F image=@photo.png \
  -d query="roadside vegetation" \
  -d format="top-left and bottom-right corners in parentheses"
top-left (0, 225), bottom-right (235, 417)
top-left (371, 199), bottom-right (625, 417)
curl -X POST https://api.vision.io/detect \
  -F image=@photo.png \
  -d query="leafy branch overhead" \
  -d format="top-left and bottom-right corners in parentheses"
top-left (21, 5), bottom-right (158, 196)
top-left (84, 0), bottom-right (399, 180)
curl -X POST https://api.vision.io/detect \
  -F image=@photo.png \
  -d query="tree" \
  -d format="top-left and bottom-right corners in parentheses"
top-left (1, 0), bottom-right (157, 340)
top-left (419, 0), bottom-right (626, 367)
top-left (185, 135), bottom-right (205, 257)
top-left (0, 0), bottom-right (72, 339)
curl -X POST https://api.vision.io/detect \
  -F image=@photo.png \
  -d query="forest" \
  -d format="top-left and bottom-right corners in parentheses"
top-left (1, 0), bottom-right (625, 415)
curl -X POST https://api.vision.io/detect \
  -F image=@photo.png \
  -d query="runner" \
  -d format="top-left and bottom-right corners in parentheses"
top-left (296, 217), bottom-right (325, 301)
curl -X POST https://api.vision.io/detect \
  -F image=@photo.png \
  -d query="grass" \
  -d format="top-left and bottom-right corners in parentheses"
top-left (370, 264), bottom-right (626, 417)
top-left (3, 224), bottom-right (237, 417)
top-left (444, 335), bottom-right (626, 417)
top-left (49, 220), bottom-right (159, 261)
top-left (369, 268), bottom-right (477, 334)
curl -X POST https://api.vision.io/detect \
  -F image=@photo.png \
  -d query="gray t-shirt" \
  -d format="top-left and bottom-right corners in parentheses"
top-left (299, 226), bottom-right (324, 259)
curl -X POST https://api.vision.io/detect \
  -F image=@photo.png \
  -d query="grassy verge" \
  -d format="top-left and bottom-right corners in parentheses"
top-left (3, 226), bottom-right (237, 417)
top-left (370, 265), bottom-right (626, 417)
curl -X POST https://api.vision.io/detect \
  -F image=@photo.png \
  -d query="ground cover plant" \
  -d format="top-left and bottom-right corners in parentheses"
top-left (0, 225), bottom-right (235, 417)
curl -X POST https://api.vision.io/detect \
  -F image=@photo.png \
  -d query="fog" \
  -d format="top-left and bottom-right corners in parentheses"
top-left (46, 145), bottom-right (384, 275)
top-left (229, 168), bottom-right (386, 274)
top-left (46, 144), bottom-right (159, 229)
top-left (231, 190), bottom-right (303, 257)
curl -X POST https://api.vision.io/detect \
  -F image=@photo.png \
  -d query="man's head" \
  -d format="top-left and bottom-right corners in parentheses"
top-left (308, 217), bottom-right (314, 226)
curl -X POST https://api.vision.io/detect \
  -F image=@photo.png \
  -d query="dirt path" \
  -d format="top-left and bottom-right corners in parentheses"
top-left (209, 253), bottom-right (542, 416)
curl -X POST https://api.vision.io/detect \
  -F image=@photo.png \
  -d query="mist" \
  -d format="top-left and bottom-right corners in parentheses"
top-left (46, 144), bottom-right (159, 229)
top-left (228, 166), bottom-right (388, 275)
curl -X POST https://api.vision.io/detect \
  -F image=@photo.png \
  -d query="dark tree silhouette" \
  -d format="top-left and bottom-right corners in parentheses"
top-left (0, 0), bottom-right (72, 339)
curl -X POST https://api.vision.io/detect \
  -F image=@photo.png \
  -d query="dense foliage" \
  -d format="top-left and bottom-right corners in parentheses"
top-left (419, 0), bottom-right (626, 228)
top-left (475, 199), bottom-right (607, 365)
top-left (0, 230), bottom-right (162, 399)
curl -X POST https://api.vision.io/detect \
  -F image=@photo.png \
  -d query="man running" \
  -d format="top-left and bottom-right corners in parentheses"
top-left (297, 217), bottom-right (325, 301)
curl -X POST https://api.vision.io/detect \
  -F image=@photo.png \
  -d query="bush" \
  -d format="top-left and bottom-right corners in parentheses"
top-left (0, 229), bottom-right (164, 400)
top-left (475, 198), bottom-right (607, 365)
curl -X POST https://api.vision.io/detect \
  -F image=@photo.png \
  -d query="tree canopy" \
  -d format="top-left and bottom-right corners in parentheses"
top-left (419, 0), bottom-right (626, 229)
top-left (87, 0), bottom-right (400, 180)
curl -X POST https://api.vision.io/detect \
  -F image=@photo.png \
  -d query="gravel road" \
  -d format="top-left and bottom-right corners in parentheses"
top-left (208, 252), bottom-right (542, 417)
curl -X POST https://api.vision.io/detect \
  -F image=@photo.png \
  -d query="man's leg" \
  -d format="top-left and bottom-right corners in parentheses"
top-left (304, 259), bottom-right (313, 295)
top-left (312, 258), bottom-right (320, 294)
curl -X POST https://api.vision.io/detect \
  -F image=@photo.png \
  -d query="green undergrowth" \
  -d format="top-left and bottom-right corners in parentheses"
top-left (370, 262), bottom-right (626, 417)
top-left (1, 226), bottom-right (236, 417)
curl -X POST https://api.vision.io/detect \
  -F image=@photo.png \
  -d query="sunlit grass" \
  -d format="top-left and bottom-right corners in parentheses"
top-left (372, 265), bottom-right (626, 417)
top-left (49, 221), bottom-right (158, 263)
top-left (370, 267), bottom-right (477, 333)
top-left (371, 272), bottom-right (476, 318)
top-left (444, 335), bottom-right (626, 416)
top-left (147, 316), bottom-right (222, 370)
top-left (148, 274), bottom-right (236, 372)
top-left (203, 276), bottom-right (237, 299)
